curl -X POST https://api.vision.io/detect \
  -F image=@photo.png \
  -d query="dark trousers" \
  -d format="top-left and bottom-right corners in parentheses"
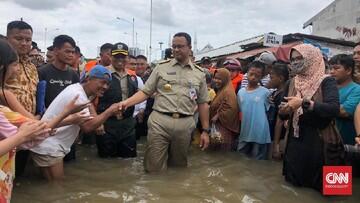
top-left (135, 119), bottom-right (148, 140)
top-left (96, 117), bottom-right (137, 158)
top-left (96, 133), bottom-right (137, 158)
top-left (64, 144), bottom-right (76, 162)
top-left (15, 150), bottom-right (30, 176)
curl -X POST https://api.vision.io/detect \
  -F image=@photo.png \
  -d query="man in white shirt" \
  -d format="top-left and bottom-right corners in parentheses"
top-left (31, 65), bottom-right (122, 181)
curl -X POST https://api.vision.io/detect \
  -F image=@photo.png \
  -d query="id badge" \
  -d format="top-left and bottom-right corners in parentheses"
top-left (189, 87), bottom-right (197, 100)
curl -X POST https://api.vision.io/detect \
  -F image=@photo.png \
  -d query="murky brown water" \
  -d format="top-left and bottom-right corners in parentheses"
top-left (12, 138), bottom-right (360, 203)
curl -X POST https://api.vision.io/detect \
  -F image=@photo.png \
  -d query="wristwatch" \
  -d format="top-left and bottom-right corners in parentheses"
top-left (302, 98), bottom-right (311, 110)
top-left (202, 128), bottom-right (211, 134)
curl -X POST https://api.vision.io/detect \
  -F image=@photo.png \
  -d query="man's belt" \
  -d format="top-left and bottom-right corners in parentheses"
top-left (155, 110), bottom-right (192, 118)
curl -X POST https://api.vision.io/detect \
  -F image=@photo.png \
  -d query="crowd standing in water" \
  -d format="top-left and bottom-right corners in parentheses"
top-left (0, 20), bottom-right (360, 202)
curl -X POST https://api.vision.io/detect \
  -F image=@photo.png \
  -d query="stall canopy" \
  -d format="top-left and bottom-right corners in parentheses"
top-left (229, 41), bottom-right (302, 63)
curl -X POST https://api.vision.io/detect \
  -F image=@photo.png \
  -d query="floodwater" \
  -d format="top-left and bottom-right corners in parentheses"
top-left (12, 139), bottom-right (360, 203)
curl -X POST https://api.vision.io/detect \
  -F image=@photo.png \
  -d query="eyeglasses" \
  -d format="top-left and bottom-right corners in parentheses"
top-left (172, 44), bottom-right (187, 49)
top-left (290, 56), bottom-right (303, 62)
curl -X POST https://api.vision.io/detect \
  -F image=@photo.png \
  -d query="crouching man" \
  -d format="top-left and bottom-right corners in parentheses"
top-left (30, 65), bottom-right (121, 181)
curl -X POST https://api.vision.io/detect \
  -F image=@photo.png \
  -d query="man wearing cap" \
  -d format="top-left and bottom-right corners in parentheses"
top-left (201, 56), bottom-right (216, 74)
top-left (31, 65), bottom-right (122, 181)
top-left (240, 51), bottom-right (277, 89)
top-left (119, 32), bottom-right (210, 172)
top-left (223, 58), bottom-right (243, 93)
top-left (96, 42), bottom-right (139, 158)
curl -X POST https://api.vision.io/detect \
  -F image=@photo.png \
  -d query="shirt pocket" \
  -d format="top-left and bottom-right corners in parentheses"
top-left (158, 74), bottom-right (177, 94)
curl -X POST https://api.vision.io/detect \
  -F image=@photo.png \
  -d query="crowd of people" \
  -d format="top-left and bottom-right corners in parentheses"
top-left (0, 19), bottom-right (360, 202)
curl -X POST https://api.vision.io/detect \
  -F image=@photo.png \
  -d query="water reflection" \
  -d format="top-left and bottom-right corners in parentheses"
top-left (12, 140), bottom-right (359, 203)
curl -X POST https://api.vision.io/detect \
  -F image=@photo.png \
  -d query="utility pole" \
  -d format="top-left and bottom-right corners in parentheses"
top-left (149, 0), bottom-right (153, 62)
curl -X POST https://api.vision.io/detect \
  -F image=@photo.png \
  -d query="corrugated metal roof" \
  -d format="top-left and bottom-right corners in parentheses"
top-left (194, 35), bottom-right (264, 61)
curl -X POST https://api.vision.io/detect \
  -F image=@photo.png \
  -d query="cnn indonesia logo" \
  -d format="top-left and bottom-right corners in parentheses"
top-left (323, 166), bottom-right (352, 195)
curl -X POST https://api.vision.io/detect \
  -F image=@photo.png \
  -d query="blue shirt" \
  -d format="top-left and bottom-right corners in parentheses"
top-left (237, 86), bottom-right (271, 144)
top-left (336, 81), bottom-right (360, 145)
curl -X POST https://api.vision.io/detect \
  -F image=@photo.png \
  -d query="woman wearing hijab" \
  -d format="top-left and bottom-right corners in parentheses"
top-left (210, 68), bottom-right (240, 151)
top-left (279, 44), bottom-right (344, 192)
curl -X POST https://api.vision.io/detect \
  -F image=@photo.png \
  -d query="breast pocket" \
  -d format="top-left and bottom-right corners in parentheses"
top-left (158, 74), bottom-right (177, 93)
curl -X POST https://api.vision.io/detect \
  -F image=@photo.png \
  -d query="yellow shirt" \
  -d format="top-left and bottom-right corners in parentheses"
top-left (208, 88), bottom-right (216, 102)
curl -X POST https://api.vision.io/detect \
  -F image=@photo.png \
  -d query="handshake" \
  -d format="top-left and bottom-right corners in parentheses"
top-left (107, 100), bottom-right (130, 119)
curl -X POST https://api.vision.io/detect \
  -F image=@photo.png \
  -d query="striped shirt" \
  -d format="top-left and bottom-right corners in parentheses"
top-left (240, 73), bottom-right (270, 89)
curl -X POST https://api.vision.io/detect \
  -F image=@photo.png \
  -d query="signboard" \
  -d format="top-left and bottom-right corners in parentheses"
top-left (263, 33), bottom-right (283, 47)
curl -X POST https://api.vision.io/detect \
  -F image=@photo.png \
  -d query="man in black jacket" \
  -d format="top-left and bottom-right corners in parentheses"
top-left (96, 42), bottom-right (138, 158)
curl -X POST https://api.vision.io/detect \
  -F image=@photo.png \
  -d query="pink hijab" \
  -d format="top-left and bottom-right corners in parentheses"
top-left (290, 44), bottom-right (327, 137)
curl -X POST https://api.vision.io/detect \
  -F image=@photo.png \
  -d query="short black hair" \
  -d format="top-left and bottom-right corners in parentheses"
top-left (31, 41), bottom-right (40, 51)
top-left (247, 61), bottom-right (266, 76)
top-left (75, 46), bottom-right (81, 54)
top-left (47, 45), bottom-right (54, 51)
top-left (271, 63), bottom-right (289, 81)
top-left (129, 55), bottom-right (136, 60)
top-left (100, 43), bottom-right (113, 53)
top-left (164, 48), bottom-right (173, 59)
top-left (7, 20), bottom-right (33, 35)
top-left (329, 54), bottom-right (355, 74)
top-left (32, 41), bottom-right (38, 48)
top-left (53, 35), bottom-right (76, 49)
top-left (31, 46), bottom-right (41, 52)
top-left (136, 55), bottom-right (147, 61)
top-left (173, 32), bottom-right (191, 46)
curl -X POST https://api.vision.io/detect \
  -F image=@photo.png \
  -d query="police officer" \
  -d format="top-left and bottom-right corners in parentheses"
top-left (119, 32), bottom-right (210, 172)
top-left (96, 42), bottom-right (139, 158)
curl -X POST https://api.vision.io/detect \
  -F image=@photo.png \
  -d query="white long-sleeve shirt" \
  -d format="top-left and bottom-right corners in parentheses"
top-left (133, 76), bottom-right (146, 117)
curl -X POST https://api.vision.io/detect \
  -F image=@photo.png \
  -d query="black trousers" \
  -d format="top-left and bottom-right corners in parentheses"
top-left (135, 119), bottom-right (148, 140)
top-left (96, 117), bottom-right (137, 158)
top-left (64, 144), bottom-right (76, 162)
top-left (96, 134), bottom-right (137, 158)
top-left (15, 150), bottom-right (30, 176)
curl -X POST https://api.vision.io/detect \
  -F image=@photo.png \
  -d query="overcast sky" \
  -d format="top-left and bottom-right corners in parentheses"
top-left (0, 0), bottom-right (333, 59)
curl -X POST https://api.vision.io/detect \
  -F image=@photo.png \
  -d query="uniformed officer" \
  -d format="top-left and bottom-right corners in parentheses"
top-left (96, 42), bottom-right (139, 158)
top-left (119, 32), bottom-right (210, 172)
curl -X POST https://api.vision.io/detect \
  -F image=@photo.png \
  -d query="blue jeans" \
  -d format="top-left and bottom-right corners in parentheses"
top-left (237, 141), bottom-right (269, 160)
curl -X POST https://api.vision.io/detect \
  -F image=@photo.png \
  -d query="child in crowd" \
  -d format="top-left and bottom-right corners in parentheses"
top-left (237, 61), bottom-right (271, 160)
top-left (267, 63), bottom-right (289, 159)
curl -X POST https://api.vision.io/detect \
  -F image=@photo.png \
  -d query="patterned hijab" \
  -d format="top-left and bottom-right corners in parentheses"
top-left (290, 44), bottom-right (327, 137)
